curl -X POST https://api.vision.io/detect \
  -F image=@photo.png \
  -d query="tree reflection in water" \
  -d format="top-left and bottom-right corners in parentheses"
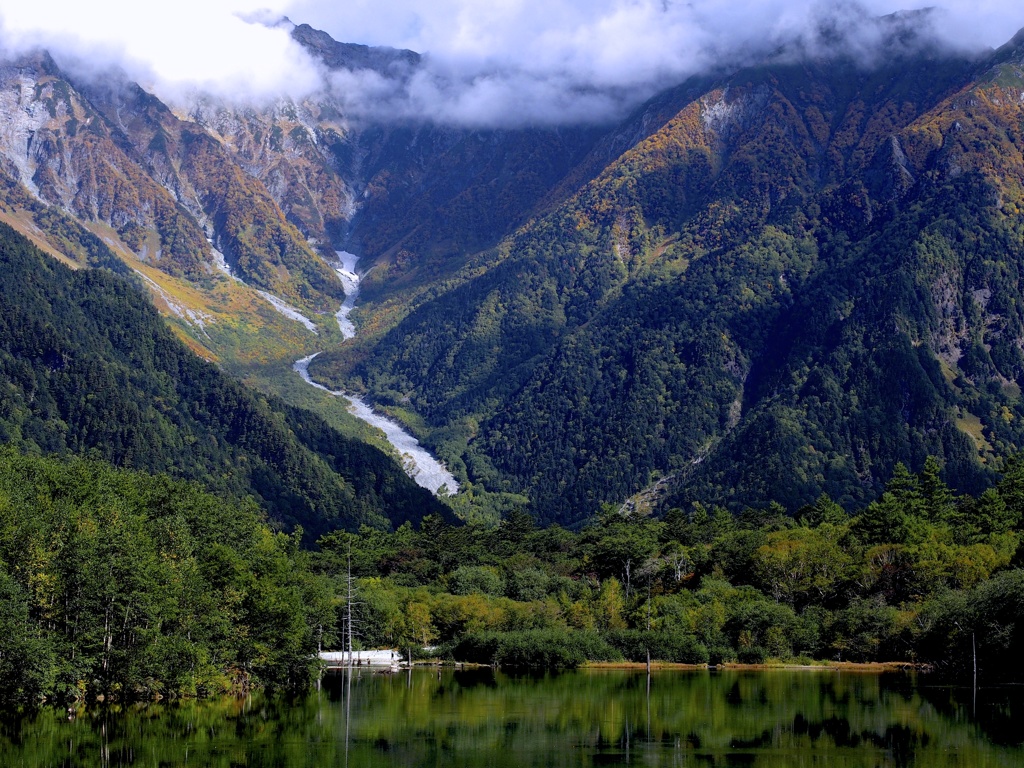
top-left (2, 668), bottom-right (1023, 767)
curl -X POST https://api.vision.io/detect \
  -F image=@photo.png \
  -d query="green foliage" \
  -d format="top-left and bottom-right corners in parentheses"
top-left (826, 598), bottom-right (904, 662)
top-left (450, 630), bottom-right (620, 669)
top-left (449, 565), bottom-right (505, 597)
top-left (0, 567), bottom-right (55, 703)
top-left (605, 630), bottom-right (709, 664)
top-left (917, 569), bottom-right (1024, 676)
top-left (0, 449), bottom-right (332, 701)
top-left (311, 457), bottom-right (1023, 678)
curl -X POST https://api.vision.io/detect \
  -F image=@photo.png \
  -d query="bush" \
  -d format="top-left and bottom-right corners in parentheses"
top-left (736, 646), bottom-right (767, 664)
top-left (605, 630), bottom-right (709, 664)
top-left (726, 599), bottom-right (798, 659)
top-left (707, 644), bottom-right (736, 666)
top-left (452, 630), bottom-right (621, 668)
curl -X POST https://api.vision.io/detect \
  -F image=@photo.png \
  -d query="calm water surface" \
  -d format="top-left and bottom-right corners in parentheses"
top-left (2, 668), bottom-right (1022, 767)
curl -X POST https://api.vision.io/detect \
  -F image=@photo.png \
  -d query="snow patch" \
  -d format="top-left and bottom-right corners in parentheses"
top-left (210, 244), bottom-right (242, 282)
top-left (334, 250), bottom-right (361, 339)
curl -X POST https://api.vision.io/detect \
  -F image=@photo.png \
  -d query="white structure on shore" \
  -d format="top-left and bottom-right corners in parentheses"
top-left (319, 650), bottom-right (401, 668)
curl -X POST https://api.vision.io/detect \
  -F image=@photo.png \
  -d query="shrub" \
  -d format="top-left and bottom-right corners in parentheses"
top-left (737, 646), bottom-right (767, 664)
top-left (452, 630), bottom-right (621, 668)
top-left (605, 630), bottom-right (709, 664)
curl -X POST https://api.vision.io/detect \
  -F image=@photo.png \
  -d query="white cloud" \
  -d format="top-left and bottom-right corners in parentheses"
top-left (285, 0), bottom-right (1023, 57)
top-left (2, 1), bottom-right (1023, 125)
top-left (0, 1), bottom-right (322, 102)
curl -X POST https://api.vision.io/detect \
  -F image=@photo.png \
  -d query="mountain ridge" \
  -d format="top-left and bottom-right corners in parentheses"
top-left (312, 30), bottom-right (1024, 524)
top-left (3, 22), bottom-right (1024, 527)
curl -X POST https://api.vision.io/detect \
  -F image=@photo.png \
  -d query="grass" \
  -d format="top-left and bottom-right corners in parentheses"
top-left (956, 410), bottom-right (995, 458)
top-left (0, 209), bottom-right (80, 268)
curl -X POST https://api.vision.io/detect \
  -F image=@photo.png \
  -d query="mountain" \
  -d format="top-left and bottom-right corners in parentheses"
top-left (0, 220), bottom-right (448, 537)
top-left (311, 28), bottom-right (1024, 525)
top-left (3, 21), bottom-right (1024, 528)
top-left (289, 22), bottom-right (421, 73)
top-left (0, 52), bottom-right (343, 313)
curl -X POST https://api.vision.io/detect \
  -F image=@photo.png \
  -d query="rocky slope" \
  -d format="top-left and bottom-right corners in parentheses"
top-left (0, 51), bottom-right (344, 314)
top-left (0, 53), bottom-right (209, 277)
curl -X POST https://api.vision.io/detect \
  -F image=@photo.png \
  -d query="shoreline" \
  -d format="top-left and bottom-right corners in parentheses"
top-left (581, 660), bottom-right (931, 673)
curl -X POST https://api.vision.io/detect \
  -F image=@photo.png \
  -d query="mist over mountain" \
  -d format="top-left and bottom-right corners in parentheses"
top-left (2, 2), bottom-right (1022, 127)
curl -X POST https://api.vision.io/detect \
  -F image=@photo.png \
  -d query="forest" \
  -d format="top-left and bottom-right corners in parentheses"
top-left (314, 455), bottom-right (1024, 675)
top-left (0, 449), bottom-right (330, 703)
top-left (2, 446), bottom-right (1022, 704)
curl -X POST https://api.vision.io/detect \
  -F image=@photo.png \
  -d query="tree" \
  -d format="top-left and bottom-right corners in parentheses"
top-left (594, 578), bottom-right (627, 631)
top-left (586, 511), bottom-right (660, 598)
top-left (403, 600), bottom-right (437, 652)
top-left (753, 527), bottom-right (851, 607)
top-left (0, 568), bottom-right (54, 702)
top-left (853, 463), bottom-right (920, 545)
top-left (919, 456), bottom-right (957, 524)
top-left (798, 494), bottom-right (847, 527)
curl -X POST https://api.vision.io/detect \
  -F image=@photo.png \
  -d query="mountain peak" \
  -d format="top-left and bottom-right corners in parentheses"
top-left (992, 26), bottom-right (1024, 65)
top-left (290, 23), bottom-right (420, 75)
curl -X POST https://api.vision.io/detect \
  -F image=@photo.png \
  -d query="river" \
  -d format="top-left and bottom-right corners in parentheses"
top-left (292, 251), bottom-right (458, 496)
top-left (3, 668), bottom-right (1021, 767)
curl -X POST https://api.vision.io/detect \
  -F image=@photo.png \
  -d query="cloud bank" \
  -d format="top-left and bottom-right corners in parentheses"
top-left (2, 1), bottom-right (1023, 127)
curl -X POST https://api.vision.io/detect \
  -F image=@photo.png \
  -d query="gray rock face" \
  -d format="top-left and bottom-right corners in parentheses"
top-left (291, 23), bottom-right (421, 75)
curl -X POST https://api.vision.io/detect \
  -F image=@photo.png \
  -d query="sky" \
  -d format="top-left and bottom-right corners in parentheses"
top-left (1, 1), bottom-right (1023, 126)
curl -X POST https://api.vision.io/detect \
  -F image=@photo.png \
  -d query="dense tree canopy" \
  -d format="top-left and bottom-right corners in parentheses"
top-left (310, 457), bottom-right (1024, 676)
top-left (0, 450), bottom-right (332, 703)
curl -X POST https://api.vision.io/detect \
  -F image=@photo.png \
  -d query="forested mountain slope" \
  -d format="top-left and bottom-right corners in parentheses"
top-left (314, 31), bottom-right (1024, 525)
top-left (0, 222), bottom-right (446, 536)
top-left (5, 20), bottom-right (1024, 529)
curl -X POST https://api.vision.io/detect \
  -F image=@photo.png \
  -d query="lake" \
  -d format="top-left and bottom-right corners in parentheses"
top-left (2, 668), bottom-right (1021, 767)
